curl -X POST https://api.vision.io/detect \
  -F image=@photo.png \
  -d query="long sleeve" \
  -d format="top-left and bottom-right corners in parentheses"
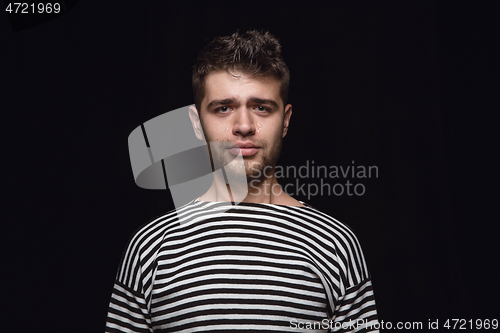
top-left (104, 218), bottom-right (162, 333)
top-left (330, 278), bottom-right (378, 332)
top-left (105, 280), bottom-right (153, 333)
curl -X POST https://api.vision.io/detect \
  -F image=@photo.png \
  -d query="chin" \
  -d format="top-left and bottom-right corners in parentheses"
top-left (244, 160), bottom-right (267, 179)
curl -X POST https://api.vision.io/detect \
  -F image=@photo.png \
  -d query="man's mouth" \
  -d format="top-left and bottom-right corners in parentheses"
top-left (227, 142), bottom-right (260, 157)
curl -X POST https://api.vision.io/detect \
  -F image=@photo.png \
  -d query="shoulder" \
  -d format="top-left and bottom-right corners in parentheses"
top-left (124, 199), bottom-right (211, 254)
top-left (286, 202), bottom-right (361, 243)
top-left (237, 201), bottom-right (365, 259)
top-left (115, 200), bottom-right (209, 286)
top-left (288, 203), bottom-right (371, 283)
top-left (272, 192), bottom-right (306, 207)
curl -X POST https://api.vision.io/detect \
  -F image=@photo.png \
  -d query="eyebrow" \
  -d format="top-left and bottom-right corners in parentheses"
top-left (249, 97), bottom-right (279, 109)
top-left (206, 97), bottom-right (279, 110)
top-left (206, 98), bottom-right (236, 110)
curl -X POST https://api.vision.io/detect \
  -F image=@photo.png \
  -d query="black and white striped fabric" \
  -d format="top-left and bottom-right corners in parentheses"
top-left (106, 199), bottom-right (378, 332)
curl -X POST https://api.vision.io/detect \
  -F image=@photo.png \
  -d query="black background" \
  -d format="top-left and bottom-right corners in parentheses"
top-left (2, 1), bottom-right (499, 332)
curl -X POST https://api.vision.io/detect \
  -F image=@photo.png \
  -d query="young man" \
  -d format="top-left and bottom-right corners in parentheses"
top-left (106, 30), bottom-right (378, 332)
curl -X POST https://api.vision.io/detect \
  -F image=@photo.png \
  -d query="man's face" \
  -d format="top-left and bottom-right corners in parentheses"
top-left (194, 70), bottom-right (292, 181)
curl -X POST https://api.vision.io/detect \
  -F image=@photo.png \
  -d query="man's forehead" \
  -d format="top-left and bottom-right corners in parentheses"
top-left (202, 71), bottom-right (282, 106)
top-left (206, 70), bottom-right (276, 81)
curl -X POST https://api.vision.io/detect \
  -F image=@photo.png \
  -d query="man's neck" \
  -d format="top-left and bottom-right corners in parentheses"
top-left (198, 172), bottom-right (305, 207)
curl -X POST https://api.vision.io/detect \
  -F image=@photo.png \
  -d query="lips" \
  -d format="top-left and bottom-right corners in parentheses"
top-left (228, 142), bottom-right (260, 157)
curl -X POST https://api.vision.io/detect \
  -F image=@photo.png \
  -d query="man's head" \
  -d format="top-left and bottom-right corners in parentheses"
top-left (189, 30), bottom-right (292, 181)
top-left (192, 30), bottom-right (290, 112)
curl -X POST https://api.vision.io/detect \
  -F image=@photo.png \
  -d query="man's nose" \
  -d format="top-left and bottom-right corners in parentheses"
top-left (232, 107), bottom-right (256, 136)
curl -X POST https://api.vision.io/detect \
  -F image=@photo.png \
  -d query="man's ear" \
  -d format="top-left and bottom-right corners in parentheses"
top-left (188, 105), bottom-right (205, 141)
top-left (282, 104), bottom-right (292, 138)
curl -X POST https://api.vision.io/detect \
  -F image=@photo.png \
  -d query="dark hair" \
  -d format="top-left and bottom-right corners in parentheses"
top-left (192, 30), bottom-right (290, 111)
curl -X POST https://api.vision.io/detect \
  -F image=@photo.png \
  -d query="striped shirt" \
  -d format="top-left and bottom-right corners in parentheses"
top-left (106, 199), bottom-right (378, 332)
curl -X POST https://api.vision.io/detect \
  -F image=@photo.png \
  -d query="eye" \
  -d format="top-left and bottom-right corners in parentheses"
top-left (215, 106), bottom-right (230, 113)
top-left (256, 106), bottom-right (270, 112)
